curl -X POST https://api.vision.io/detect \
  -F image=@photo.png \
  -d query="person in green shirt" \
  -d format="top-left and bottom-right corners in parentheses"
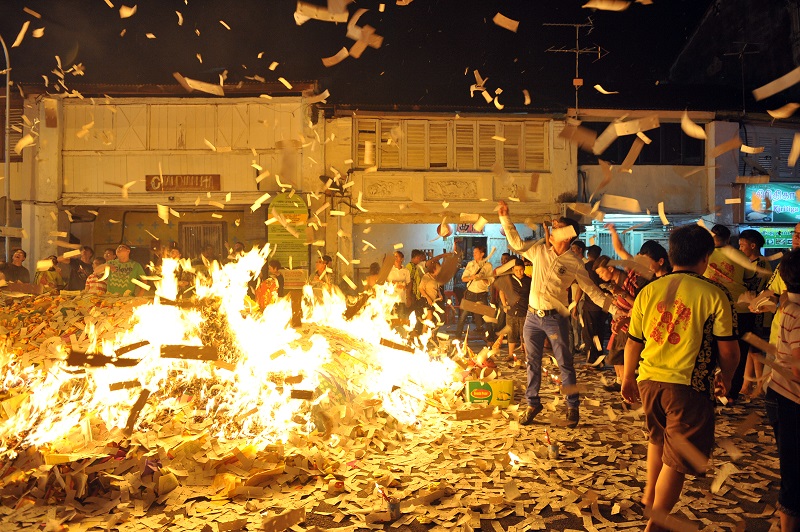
top-left (622, 224), bottom-right (740, 531)
top-left (106, 244), bottom-right (146, 296)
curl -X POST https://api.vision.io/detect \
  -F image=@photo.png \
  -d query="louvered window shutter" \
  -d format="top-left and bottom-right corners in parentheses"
top-left (478, 123), bottom-right (497, 169)
top-left (503, 123), bottom-right (522, 170)
top-left (356, 119), bottom-right (377, 167)
top-left (379, 120), bottom-right (400, 169)
top-left (405, 121), bottom-right (427, 169)
top-left (1, 101), bottom-right (25, 162)
top-left (524, 121), bottom-right (549, 171)
top-left (455, 121), bottom-right (476, 170)
top-left (429, 121), bottom-right (449, 168)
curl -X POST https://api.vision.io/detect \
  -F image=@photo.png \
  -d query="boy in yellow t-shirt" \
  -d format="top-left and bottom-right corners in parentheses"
top-left (621, 224), bottom-right (740, 531)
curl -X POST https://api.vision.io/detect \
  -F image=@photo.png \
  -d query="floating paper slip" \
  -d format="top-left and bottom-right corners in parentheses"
top-left (306, 89), bottom-right (330, 104)
top-left (740, 144), bottom-right (765, 154)
top-left (592, 123), bottom-right (619, 156)
top-left (709, 462), bottom-right (739, 494)
top-left (176, 76), bottom-right (225, 96)
top-left (492, 12), bottom-right (519, 32)
top-left (14, 134), bottom-right (35, 154)
top-left (637, 131), bottom-right (652, 144)
top-left (753, 66), bottom-right (800, 101)
top-left (594, 84), bottom-right (618, 94)
top-left (438, 218), bottom-right (452, 238)
top-left (614, 115), bottom-right (659, 136)
top-left (35, 259), bottom-right (53, 272)
top-left (589, 160), bottom-right (613, 202)
top-left (550, 225), bottom-right (578, 242)
top-left (434, 252), bottom-right (460, 284)
top-left (681, 111), bottom-right (707, 140)
top-left (296, 1), bottom-right (348, 22)
top-left (374, 253), bottom-right (394, 285)
top-left (119, 4), bottom-right (137, 18)
top-left (12, 20), bottom-right (30, 48)
top-left (789, 133), bottom-right (800, 167)
top-left (61, 249), bottom-right (82, 260)
top-left (322, 47), bottom-right (349, 67)
top-left (742, 332), bottom-right (778, 357)
top-left (725, 198), bottom-right (741, 204)
top-left (523, 89), bottom-right (531, 105)
top-left (156, 204), bottom-right (169, 223)
top-left (601, 194), bottom-right (642, 213)
top-left (558, 123), bottom-right (597, 152)
top-left (474, 216), bottom-right (488, 231)
top-left (620, 137), bottom-right (645, 173)
top-left (710, 136), bottom-right (743, 158)
top-left (583, 0), bottom-right (631, 10)
top-left (657, 202), bottom-right (669, 226)
top-left (341, 275), bottom-right (357, 291)
top-left (720, 246), bottom-right (771, 275)
top-left (249, 192), bottom-right (271, 213)
top-left (768, 102), bottom-right (800, 119)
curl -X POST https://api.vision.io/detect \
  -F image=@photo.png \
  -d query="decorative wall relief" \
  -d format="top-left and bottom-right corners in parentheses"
top-left (425, 179), bottom-right (477, 200)
top-left (364, 178), bottom-right (410, 200)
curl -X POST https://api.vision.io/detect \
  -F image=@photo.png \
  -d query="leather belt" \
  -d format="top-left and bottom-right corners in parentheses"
top-left (528, 306), bottom-right (558, 317)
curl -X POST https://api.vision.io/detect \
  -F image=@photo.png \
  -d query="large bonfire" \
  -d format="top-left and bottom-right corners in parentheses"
top-left (0, 248), bottom-right (462, 520)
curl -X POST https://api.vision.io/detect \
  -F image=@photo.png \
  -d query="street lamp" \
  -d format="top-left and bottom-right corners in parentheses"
top-left (0, 34), bottom-right (10, 261)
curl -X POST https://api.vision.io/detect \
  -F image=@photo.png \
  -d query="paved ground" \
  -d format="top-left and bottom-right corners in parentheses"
top-left (0, 325), bottom-right (783, 532)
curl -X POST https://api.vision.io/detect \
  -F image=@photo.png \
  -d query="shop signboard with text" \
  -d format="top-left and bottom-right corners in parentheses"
top-left (743, 183), bottom-right (800, 224)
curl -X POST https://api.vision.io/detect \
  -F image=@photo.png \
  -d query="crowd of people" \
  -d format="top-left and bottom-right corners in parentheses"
top-left (1, 214), bottom-right (798, 530)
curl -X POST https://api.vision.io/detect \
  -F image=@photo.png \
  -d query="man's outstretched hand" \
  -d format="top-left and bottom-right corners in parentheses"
top-left (498, 200), bottom-right (509, 217)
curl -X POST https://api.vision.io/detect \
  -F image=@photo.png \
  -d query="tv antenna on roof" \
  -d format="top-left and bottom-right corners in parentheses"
top-left (544, 18), bottom-right (609, 117)
top-left (723, 41), bottom-right (761, 116)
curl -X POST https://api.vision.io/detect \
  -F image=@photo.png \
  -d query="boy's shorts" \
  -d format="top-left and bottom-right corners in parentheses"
top-left (507, 315), bottom-right (525, 344)
top-left (606, 331), bottom-right (628, 366)
top-left (638, 380), bottom-right (715, 476)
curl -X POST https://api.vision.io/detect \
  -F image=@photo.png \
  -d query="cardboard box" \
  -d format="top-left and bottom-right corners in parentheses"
top-left (465, 379), bottom-right (513, 407)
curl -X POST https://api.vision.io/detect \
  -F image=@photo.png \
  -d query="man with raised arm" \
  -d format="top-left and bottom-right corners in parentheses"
top-left (498, 200), bottom-right (618, 427)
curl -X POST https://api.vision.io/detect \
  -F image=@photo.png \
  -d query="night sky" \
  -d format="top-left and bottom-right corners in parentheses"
top-left (1, 0), bottom-right (716, 110)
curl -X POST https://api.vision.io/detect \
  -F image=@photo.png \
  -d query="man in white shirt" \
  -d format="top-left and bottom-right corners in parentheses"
top-left (386, 250), bottom-right (412, 316)
top-left (455, 245), bottom-right (495, 344)
top-left (498, 200), bottom-right (618, 428)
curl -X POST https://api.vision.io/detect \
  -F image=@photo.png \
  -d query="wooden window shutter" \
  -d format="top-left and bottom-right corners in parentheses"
top-left (502, 123), bottom-right (522, 170)
top-left (477, 123), bottom-right (497, 169)
top-left (429, 121), bottom-right (449, 168)
top-left (405, 120), bottom-right (427, 169)
top-left (356, 119), bottom-right (377, 167)
top-left (379, 120), bottom-right (400, 169)
top-left (455, 121), bottom-right (476, 170)
top-left (524, 121), bottom-right (549, 172)
top-left (1, 100), bottom-right (25, 163)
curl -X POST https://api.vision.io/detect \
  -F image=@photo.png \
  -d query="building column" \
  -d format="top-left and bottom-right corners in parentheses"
top-left (21, 97), bottom-right (62, 267)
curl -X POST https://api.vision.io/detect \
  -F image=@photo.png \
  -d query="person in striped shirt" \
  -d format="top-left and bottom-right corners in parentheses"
top-left (766, 250), bottom-right (800, 531)
top-left (84, 257), bottom-right (108, 295)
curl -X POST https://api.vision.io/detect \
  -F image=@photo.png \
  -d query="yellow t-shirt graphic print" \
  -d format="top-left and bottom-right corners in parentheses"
top-left (628, 272), bottom-right (737, 395)
top-left (648, 297), bottom-right (693, 346)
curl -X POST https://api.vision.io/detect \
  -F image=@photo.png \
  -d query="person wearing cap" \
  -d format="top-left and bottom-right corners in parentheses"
top-left (498, 200), bottom-right (618, 428)
top-left (106, 244), bottom-right (146, 296)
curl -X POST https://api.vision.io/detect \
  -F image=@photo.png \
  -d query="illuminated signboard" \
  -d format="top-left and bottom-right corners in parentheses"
top-left (743, 183), bottom-right (800, 224)
top-left (739, 225), bottom-right (795, 249)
